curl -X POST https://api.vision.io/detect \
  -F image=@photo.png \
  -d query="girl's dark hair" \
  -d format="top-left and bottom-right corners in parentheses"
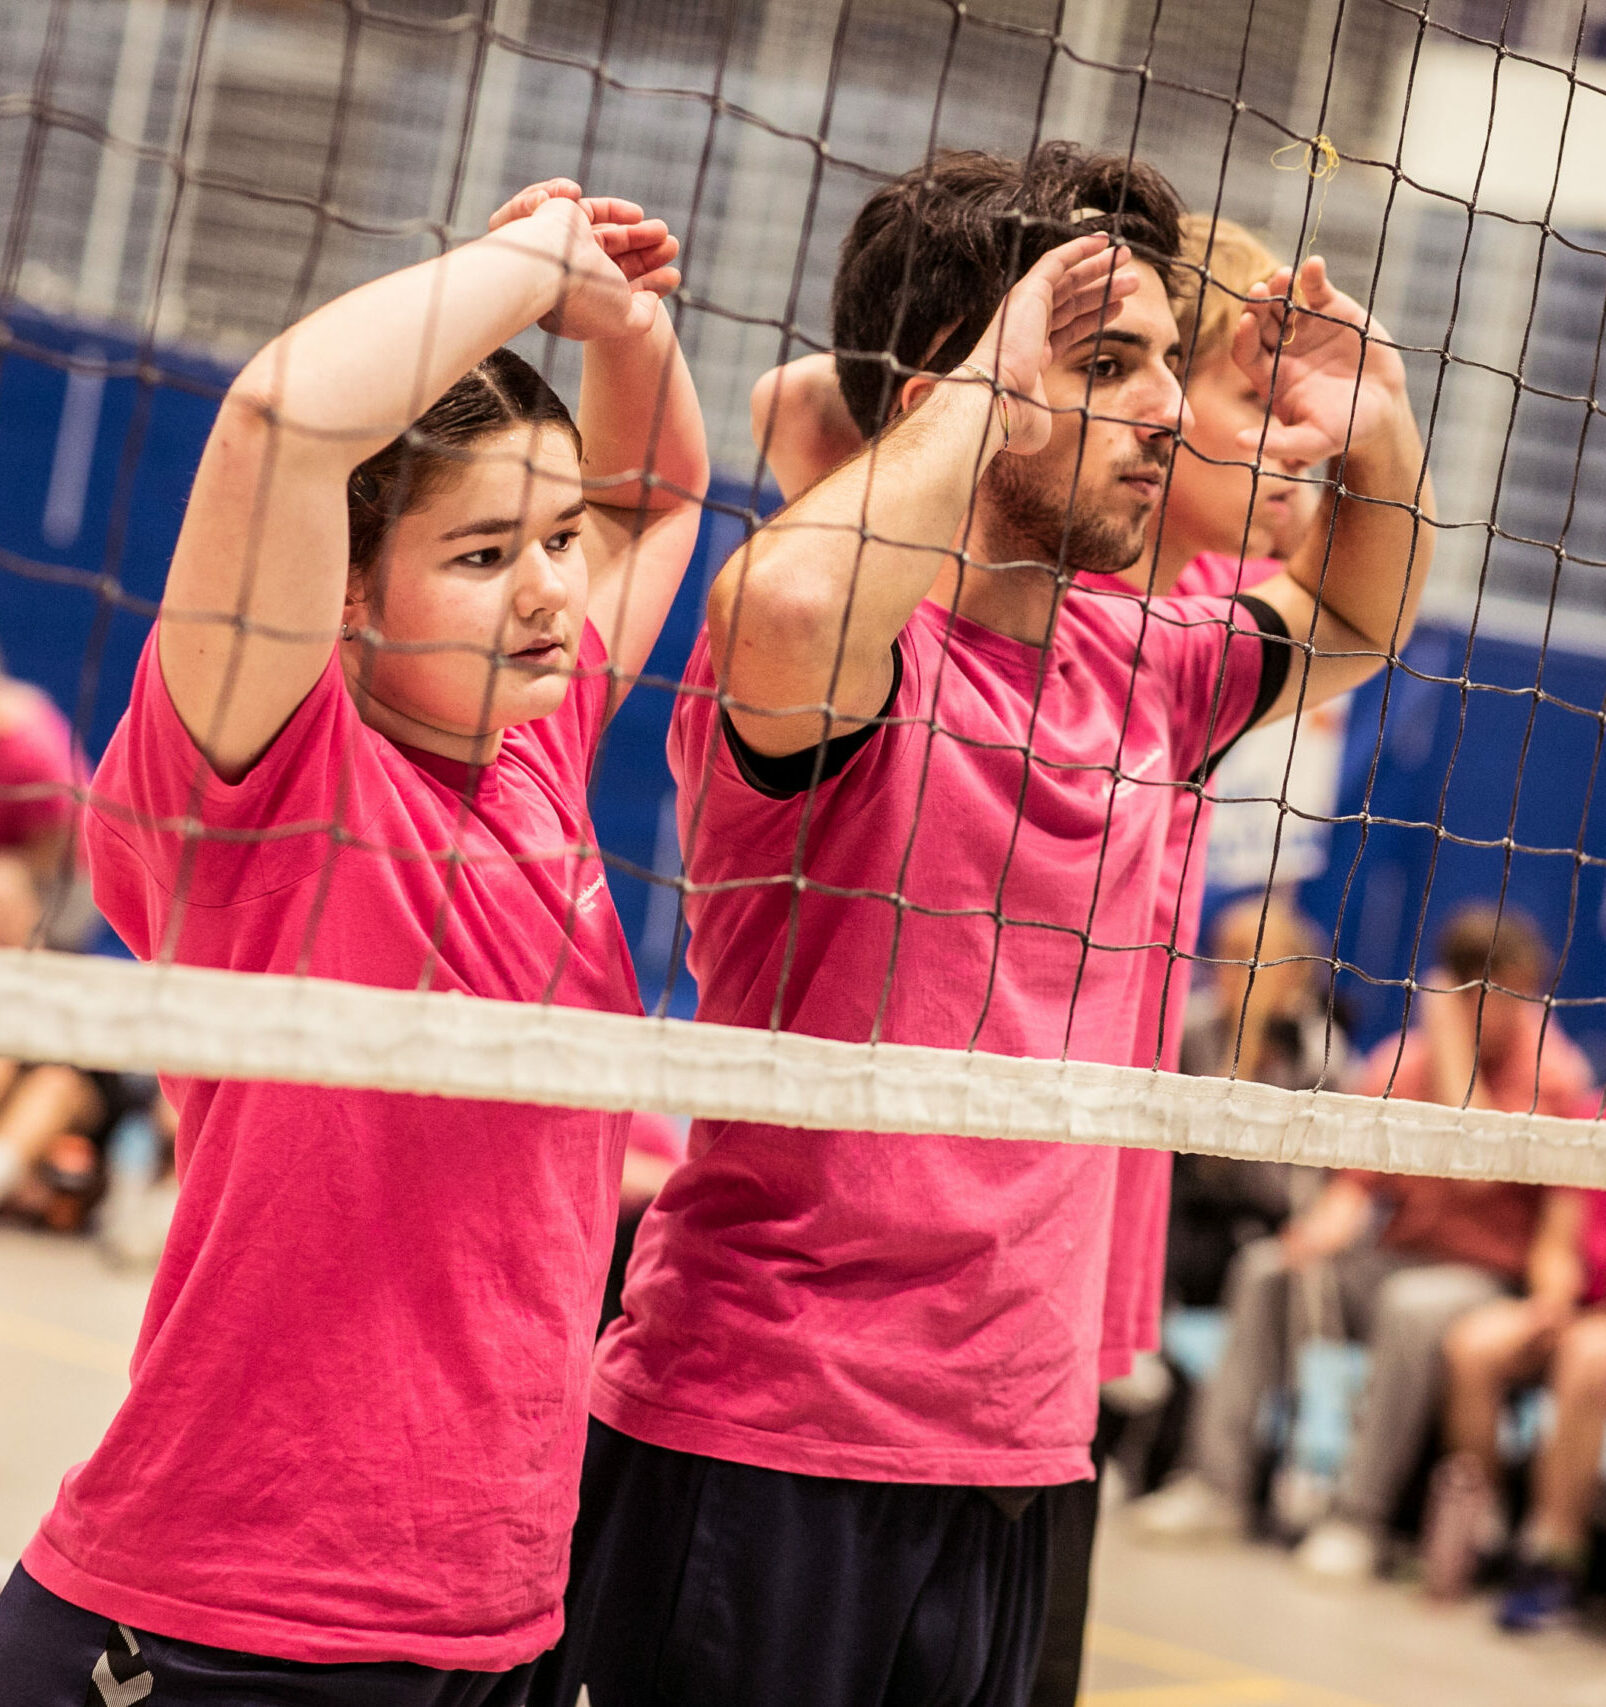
top-left (346, 346), bottom-right (579, 585)
top-left (830, 143), bottom-right (1184, 438)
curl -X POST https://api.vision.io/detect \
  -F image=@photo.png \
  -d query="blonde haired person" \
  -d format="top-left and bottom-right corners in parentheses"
top-left (1157, 214), bottom-right (1321, 588)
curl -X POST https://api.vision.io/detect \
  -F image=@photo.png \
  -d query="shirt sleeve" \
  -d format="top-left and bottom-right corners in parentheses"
top-left (1137, 592), bottom-right (1291, 782)
top-left (670, 624), bottom-right (916, 808)
top-left (719, 646), bottom-right (904, 800)
top-left (85, 633), bottom-right (367, 948)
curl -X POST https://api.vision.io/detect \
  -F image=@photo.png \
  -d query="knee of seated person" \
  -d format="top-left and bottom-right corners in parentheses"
top-left (1443, 1299), bottom-right (1517, 1377)
top-left (1372, 1265), bottom-right (1483, 1340)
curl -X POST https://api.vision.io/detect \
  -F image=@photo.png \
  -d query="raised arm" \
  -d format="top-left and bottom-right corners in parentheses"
top-left (712, 235), bottom-right (1137, 759)
top-left (489, 181), bottom-right (709, 707)
top-left (1229, 257), bottom-right (1435, 724)
top-left (750, 352), bottom-right (865, 503)
top-left (161, 190), bottom-right (675, 781)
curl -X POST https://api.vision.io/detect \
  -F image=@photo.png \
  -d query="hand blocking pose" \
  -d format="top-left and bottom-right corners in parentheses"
top-left (0, 181), bottom-right (707, 1703)
top-left (545, 147), bottom-right (1432, 1707)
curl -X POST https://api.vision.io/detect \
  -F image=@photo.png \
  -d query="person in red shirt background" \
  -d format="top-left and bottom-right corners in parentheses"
top-left (1133, 904), bottom-right (1595, 1586)
top-left (1429, 1177), bottom-right (1606, 1625)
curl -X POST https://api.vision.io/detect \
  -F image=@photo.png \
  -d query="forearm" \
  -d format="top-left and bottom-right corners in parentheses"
top-left (1287, 401), bottom-right (1434, 655)
top-left (1529, 1243), bottom-right (1584, 1308)
top-left (232, 226), bottom-right (571, 476)
top-left (751, 354), bottom-right (865, 503)
top-left (1286, 1177), bottom-right (1373, 1259)
top-left (715, 378), bottom-right (1001, 683)
top-left (580, 300), bottom-right (709, 514)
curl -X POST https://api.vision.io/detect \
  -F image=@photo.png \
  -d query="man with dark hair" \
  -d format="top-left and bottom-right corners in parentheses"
top-left (545, 145), bottom-right (1433, 1707)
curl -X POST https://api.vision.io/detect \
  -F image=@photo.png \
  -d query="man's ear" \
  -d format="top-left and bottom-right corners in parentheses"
top-left (898, 372), bottom-right (937, 416)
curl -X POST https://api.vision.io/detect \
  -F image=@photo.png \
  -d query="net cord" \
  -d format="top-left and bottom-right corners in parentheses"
top-left (3, 946), bottom-right (1602, 1189)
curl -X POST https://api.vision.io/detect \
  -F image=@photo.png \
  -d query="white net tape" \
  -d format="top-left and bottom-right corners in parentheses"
top-left (6, 947), bottom-right (1601, 1188)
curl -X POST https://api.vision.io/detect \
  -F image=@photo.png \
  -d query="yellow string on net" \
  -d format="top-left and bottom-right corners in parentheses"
top-left (1270, 132), bottom-right (1340, 341)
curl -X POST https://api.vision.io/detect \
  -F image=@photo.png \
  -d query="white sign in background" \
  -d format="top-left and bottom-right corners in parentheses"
top-left (1205, 695), bottom-right (1351, 895)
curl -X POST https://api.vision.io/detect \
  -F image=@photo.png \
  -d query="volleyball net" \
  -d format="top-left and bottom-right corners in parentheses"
top-left (2, 0), bottom-right (1606, 1185)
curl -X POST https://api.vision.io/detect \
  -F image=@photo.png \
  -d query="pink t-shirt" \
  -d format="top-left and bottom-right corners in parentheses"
top-left (25, 626), bottom-right (641, 1669)
top-left (592, 588), bottom-right (1273, 1485)
top-left (1096, 552), bottom-right (1284, 1378)
top-left (0, 679), bottom-right (78, 852)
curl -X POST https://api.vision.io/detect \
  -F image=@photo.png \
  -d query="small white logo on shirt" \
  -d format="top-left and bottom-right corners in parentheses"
top-left (576, 873), bottom-right (607, 913)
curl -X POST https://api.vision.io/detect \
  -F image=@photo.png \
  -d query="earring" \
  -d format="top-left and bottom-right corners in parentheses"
top-left (340, 622), bottom-right (352, 640)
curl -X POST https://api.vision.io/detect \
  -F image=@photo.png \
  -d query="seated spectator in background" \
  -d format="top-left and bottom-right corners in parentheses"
top-left (1428, 1186), bottom-right (1606, 1624)
top-left (1132, 903), bottom-right (1592, 1586)
top-left (1168, 893), bottom-right (1342, 1309)
top-left (0, 847), bottom-right (150, 1228)
top-left (0, 657), bottom-right (161, 1228)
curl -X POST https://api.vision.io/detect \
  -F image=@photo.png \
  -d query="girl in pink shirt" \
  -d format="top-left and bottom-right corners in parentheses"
top-left (0, 179), bottom-right (706, 1701)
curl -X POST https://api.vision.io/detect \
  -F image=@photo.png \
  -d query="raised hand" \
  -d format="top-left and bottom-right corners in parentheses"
top-left (488, 178), bottom-right (681, 340)
top-left (959, 234), bottom-right (1139, 457)
top-left (1232, 256), bottom-right (1409, 468)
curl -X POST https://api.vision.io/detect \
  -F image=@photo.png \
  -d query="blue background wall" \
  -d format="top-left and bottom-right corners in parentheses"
top-left (5, 304), bottom-right (1606, 1063)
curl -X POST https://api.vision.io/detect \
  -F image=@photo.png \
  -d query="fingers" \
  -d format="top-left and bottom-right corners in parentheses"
top-left (1297, 254), bottom-right (1332, 308)
top-left (577, 195), bottom-right (647, 227)
top-left (614, 237), bottom-right (681, 286)
top-left (488, 178), bottom-right (582, 233)
top-left (1038, 239), bottom-right (1137, 362)
top-left (1231, 295), bottom-right (1280, 383)
top-left (1027, 231), bottom-right (1118, 285)
top-left (592, 219), bottom-right (674, 259)
top-left (1237, 418), bottom-right (1338, 468)
top-left (487, 184), bottom-right (652, 237)
top-left (1046, 294), bottom-right (1129, 366)
top-left (629, 264), bottom-right (681, 302)
top-left (1051, 248), bottom-right (1138, 326)
top-left (621, 289), bottom-right (667, 336)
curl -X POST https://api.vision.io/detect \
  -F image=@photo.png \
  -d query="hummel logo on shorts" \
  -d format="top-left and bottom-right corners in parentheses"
top-left (87, 1622), bottom-right (152, 1706)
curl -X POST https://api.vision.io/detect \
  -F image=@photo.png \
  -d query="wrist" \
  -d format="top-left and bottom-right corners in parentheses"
top-left (1339, 393), bottom-right (1423, 478)
top-left (946, 361), bottom-right (1013, 453)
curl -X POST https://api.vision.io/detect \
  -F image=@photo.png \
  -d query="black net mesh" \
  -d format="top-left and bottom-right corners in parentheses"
top-left (0, 0), bottom-right (1603, 1144)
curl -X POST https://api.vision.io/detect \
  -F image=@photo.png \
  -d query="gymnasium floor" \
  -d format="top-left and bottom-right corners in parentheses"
top-left (2, 1224), bottom-right (1603, 1706)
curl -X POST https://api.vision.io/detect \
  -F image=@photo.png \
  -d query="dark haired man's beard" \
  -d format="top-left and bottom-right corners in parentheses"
top-left (981, 454), bottom-right (1148, 579)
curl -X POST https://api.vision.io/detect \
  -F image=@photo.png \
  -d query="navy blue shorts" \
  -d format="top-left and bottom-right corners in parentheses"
top-left (532, 1419), bottom-right (1088, 1707)
top-left (0, 1564), bottom-right (538, 1705)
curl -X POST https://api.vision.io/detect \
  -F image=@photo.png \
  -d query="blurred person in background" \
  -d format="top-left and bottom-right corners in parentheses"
top-left (0, 647), bottom-right (79, 886)
top-left (1424, 1191), bottom-right (1604, 1621)
top-left (1132, 904), bottom-right (1592, 1588)
top-left (1166, 891), bottom-right (1341, 1311)
top-left (1480, 1191), bottom-right (1606, 1631)
top-left (0, 653), bottom-right (151, 1229)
